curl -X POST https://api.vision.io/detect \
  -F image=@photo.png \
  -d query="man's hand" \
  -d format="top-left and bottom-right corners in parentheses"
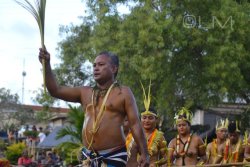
top-left (138, 153), bottom-right (150, 167)
top-left (39, 47), bottom-right (50, 64)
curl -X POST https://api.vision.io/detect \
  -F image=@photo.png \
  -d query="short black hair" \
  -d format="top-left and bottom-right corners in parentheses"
top-left (228, 121), bottom-right (240, 133)
top-left (98, 51), bottom-right (119, 67)
top-left (98, 51), bottom-right (119, 78)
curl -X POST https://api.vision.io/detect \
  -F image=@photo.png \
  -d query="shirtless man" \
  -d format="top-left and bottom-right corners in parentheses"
top-left (39, 49), bottom-right (149, 167)
top-left (222, 121), bottom-right (244, 164)
top-left (206, 119), bottom-right (228, 164)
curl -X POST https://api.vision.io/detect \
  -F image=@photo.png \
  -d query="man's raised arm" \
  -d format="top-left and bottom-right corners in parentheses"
top-left (39, 48), bottom-right (82, 103)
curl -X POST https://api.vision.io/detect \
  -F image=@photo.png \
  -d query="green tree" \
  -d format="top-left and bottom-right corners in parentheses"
top-left (51, 0), bottom-right (250, 128)
top-left (0, 88), bottom-right (37, 130)
top-left (0, 88), bottom-right (20, 130)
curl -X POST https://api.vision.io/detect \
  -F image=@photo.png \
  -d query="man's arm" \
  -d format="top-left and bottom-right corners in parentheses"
top-left (155, 135), bottom-right (168, 166)
top-left (124, 87), bottom-right (149, 167)
top-left (39, 48), bottom-right (82, 102)
top-left (197, 136), bottom-right (207, 165)
top-left (168, 139), bottom-right (176, 165)
top-left (205, 143), bottom-right (211, 164)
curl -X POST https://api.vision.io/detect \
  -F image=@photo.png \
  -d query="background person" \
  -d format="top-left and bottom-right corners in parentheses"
top-left (18, 150), bottom-right (36, 167)
top-left (222, 120), bottom-right (245, 164)
top-left (206, 118), bottom-right (228, 164)
top-left (168, 107), bottom-right (206, 166)
top-left (38, 127), bottom-right (46, 144)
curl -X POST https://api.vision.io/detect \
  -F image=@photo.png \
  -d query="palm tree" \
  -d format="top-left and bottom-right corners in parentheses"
top-left (56, 104), bottom-right (84, 165)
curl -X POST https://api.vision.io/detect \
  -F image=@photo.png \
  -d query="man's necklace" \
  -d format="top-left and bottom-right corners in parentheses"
top-left (93, 81), bottom-right (120, 103)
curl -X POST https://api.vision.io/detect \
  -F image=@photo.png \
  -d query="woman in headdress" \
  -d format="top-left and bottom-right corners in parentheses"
top-left (141, 107), bottom-right (168, 167)
top-left (222, 120), bottom-right (245, 164)
top-left (168, 107), bottom-right (206, 166)
top-left (206, 118), bottom-right (228, 164)
top-left (137, 81), bottom-right (168, 167)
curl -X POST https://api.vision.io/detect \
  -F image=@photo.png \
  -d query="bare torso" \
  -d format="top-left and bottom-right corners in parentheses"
top-left (81, 86), bottom-right (126, 150)
top-left (169, 134), bottom-right (206, 166)
top-left (206, 139), bottom-right (225, 164)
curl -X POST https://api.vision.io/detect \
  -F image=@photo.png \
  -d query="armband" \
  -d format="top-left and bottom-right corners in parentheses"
top-left (155, 158), bottom-right (167, 166)
top-left (196, 161), bottom-right (205, 166)
top-left (199, 144), bottom-right (206, 148)
top-left (168, 147), bottom-right (175, 151)
top-left (160, 148), bottom-right (167, 152)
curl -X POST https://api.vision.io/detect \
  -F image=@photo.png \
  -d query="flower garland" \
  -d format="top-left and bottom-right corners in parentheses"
top-left (126, 132), bottom-right (133, 150)
top-left (126, 132), bottom-right (134, 158)
top-left (147, 129), bottom-right (157, 151)
top-left (223, 138), bottom-right (242, 163)
top-left (176, 133), bottom-right (192, 156)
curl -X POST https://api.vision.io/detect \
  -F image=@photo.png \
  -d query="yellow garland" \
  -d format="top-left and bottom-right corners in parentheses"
top-left (126, 132), bottom-right (134, 158)
top-left (85, 83), bottom-right (115, 149)
top-left (212, 139), bottom-right (218, 157)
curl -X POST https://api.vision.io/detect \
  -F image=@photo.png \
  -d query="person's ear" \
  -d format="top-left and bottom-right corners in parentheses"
top-left (111, 65), bottom-right (118, 75)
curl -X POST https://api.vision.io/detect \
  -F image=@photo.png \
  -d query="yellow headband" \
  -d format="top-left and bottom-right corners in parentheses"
top-left (174, 107), bottom-right (193, 124)
top-left (140, 80), bottom-right (157, 117)
top-left (141, 111), bottom-right (157, 117)
top-left (216, 118), bottom-right (229, 131)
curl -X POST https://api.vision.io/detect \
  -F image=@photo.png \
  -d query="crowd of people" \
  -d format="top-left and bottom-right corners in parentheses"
top-left (38, 49), bottom-right (250, 166)
top-left (18, 149), bottom-right (62, 167)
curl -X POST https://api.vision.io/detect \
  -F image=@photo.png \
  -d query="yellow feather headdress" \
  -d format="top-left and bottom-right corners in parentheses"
top-left (174, 107), bottom-right (193, 124)
top-left (216, 118), bottom-right (229, 131)
top-left (140, 80), bottom-right (157, 117)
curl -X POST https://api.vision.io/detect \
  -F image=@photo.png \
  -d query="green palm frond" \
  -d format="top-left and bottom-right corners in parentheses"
top-left (56, 126), bottom-right (82, 143)
top-left (56, 105), bottom-right (84, 164)
top-left (14, 0), bottom-right (47, 93)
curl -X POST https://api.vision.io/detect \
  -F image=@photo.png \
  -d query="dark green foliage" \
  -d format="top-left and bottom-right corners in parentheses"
top-left (48, 0), bottom-right (250, 130)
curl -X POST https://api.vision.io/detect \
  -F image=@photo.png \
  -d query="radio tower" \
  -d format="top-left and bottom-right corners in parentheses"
top-left (22, 59), bottom-right (26, 104)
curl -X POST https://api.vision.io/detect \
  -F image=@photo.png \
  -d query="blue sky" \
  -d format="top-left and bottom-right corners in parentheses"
top-left (0, 0), bottom-right (84, 106)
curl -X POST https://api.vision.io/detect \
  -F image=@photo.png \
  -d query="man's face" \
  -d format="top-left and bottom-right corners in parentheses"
top-left (216, 128), bottom-right (228, 140)
top-left (93, 55), bottom-right (115, 82)
top-left (229, 132), bottom-right (239, 144)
